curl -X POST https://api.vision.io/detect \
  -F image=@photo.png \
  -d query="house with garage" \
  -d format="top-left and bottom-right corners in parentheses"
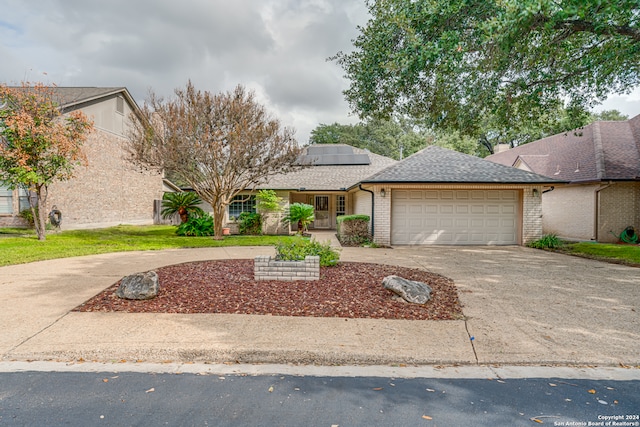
top-left (230, 144), bottom-right (559, 246)
top-left (357, 145), bottom-right (562, 246)
top-left (223, 144), bottom-right (397, 234)
top-left (0, 87), bottom-right (164, 229)
top-left (486, 114), bottom-right (640, 243)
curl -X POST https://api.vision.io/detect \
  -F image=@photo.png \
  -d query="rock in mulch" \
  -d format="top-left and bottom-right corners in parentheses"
top-left (116, 271), bottom-right (159, 300)
top-left (383, 275), bottom-right (432, 304)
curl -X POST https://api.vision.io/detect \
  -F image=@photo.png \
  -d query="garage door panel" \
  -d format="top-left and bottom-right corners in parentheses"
top-left (392, 190), bottom-right (518, 245)
top-left (440, 205), bottom-right (454, 214)
top-left (502, 205), bottom-right (515, 214)
top-left (455, 218), bottom-right (469, 227)
top-left (408, 205), bottom-right (423, 214)
top-left (470, 219), bottom-right (484, 227)
top-left (440, 218), bottom-right (454, 227)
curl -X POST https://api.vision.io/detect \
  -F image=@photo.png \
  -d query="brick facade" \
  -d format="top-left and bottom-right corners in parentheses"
top-left (46, 130), bottom-right (163, 229)
top-left (254, 255), bottom-right (320, 281)
top-left (522, 186), bottom-right (543, 244)
top-left (597, 182), bottom-right (640, 243)
top-left (0, 88), bottom-right (164, 230)
top-left (542, 184), bottom-right (598, 241)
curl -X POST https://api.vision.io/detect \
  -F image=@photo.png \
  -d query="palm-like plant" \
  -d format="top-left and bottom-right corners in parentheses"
top-left (281, 202), bottom-right (315, 234)
top-left (161, 192), bottom-right (205, 224)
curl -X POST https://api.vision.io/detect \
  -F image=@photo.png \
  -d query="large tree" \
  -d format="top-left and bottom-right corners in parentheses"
top-left (0, 82), bottom-right (93, 240)
top-left (128, 82), bottom-right (301, 239)
top-left (334, 0), bottom-right (639, 141)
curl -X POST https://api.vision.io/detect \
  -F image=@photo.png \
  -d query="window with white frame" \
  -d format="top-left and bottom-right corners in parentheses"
top-left (336, 195), bottom-right (346, 217)
top-left (0, 185), bottom-right (12, 214)
top-left (18, 187), bottom-right (32, 212)
top-left (228, 195), bottom-right (256, 218)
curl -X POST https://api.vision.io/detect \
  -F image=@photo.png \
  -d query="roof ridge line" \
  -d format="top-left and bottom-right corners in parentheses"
top-left (592, 122), bottom-right (605, 180)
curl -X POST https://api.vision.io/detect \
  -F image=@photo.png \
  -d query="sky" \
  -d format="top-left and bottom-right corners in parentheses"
top-left (1, 0), bottom-right (639, 145)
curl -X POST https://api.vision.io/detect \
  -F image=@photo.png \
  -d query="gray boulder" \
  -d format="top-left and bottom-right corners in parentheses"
top-left (116, 271), bottom-right (159, 300)
top-left (383, 275), bottom-right (432, 304)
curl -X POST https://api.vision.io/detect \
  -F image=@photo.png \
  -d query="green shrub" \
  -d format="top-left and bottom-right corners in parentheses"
top-left (238, 212), bottom-right (262, 235)
top-left (176, 213), bottom-right (214, 236)
top-left (161, 191), bottom-right (205, 223)
top-left (275, 237), bottom-right (341, 267)
top-left (281, 202), bottom-right (314, 234)
top-left (336, 214), bottom-right (371, 246)
top-left (19, 208), bottom-right (37, 228)
top-left (528, 234), bottom-right (562, 249)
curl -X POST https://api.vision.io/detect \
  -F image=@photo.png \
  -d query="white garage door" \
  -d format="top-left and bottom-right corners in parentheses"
top-left (391, 190), bottom-right (518, 245)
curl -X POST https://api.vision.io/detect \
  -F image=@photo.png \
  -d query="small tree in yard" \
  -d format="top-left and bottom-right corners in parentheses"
top-left (127, 81), bottom-right (301, 239)
top-left (282, 202), bottom-right (314, 235)
top-left (256, 189), bottom-right (283, 234)
top-left (0, 82), bottom-right (93, 241)
top-left (161, 191), bottom-right (205, 224)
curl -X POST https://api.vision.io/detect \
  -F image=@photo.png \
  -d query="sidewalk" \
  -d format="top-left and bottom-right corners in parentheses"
top-left (1, 244), bottom-right (639, 368)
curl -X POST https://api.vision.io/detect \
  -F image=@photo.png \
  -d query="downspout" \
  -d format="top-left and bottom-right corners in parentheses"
top-left (359, 184), bottom-right (375, 237)
top-left (594, 182), bottom-right (612, 241)
top-left (542, 186), bottom-right (554, 194)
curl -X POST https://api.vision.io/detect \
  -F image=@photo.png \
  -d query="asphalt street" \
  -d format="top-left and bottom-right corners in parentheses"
top-left (1, 370), bottom-right (638, 427)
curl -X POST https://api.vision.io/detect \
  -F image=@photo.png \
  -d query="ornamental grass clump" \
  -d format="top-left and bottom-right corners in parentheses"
top-left (528, 234), bottom-right (562, 249)
top-left (275, 237), bottom-right (340, 267)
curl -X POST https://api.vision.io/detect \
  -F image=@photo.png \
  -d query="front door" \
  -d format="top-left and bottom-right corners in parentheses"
top-left (314, 195), bottom-right (330, 229)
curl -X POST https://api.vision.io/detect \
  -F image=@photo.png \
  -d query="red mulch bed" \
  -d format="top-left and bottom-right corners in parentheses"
top-left (74, 260), bottom-right (463, 320)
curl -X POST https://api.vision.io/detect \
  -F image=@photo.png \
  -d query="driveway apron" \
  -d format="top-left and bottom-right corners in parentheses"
top-left (0, 245), bottom-right (638, 366)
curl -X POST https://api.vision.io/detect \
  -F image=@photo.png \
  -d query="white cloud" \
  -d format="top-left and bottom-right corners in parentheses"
top-left (0, 0), bottom-right (368, 143)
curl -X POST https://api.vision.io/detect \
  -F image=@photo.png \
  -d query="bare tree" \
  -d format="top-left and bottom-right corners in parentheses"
top-left (128, 81), bottom-right (301, 239)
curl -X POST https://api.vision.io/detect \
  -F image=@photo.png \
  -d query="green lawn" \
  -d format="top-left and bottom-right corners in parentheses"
top-left (0, 225), bottom-right (297, 266)
top-left (559, 241), bottom-right (640, 266)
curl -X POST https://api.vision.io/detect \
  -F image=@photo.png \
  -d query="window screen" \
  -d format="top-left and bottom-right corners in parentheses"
top-left (228, 195), bottom-right (256, 218)
top-left (0, 186), bottom-right (12, 214)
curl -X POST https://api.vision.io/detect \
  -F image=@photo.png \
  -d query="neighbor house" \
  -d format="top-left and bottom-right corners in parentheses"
top-left (231, 144), bottom-right (560, 246)
top-left (0, 87), bottom-right (164, 229)
top-left (486, 114), bottom-right (640, 243)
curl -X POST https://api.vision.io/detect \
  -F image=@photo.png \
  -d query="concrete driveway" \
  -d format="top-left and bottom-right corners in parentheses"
top-left (351, 245), bottom-right (640, 366)
top-left (0, 244), bottom-right (638, 367)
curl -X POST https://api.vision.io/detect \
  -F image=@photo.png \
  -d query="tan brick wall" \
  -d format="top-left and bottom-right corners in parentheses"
top-left (353, 189), bottom-right (372, 216)
top-left (373, 186), bottom-right (391, 246)
top-left (522, 186), bottom-right (543, 244)
top-left (254, 255), bottom-right (320, 281)
top-left (597, 182), bottom-right (640, 243)
top-left (542, 184), bottom-right (598, 240)
top-left (46, 130), bottom-right (163, 229)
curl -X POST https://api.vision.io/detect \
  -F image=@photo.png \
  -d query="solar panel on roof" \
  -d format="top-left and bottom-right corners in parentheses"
top-left (298, 145), bottom-right (371, 165)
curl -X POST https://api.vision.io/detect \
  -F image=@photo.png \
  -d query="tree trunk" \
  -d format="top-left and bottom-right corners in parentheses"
top-left (34, 186), bottom-right (47, 241)
top-left (178, 207), bottom-right (188, 224)
top-left (212, 204), bottom-right (225, 240)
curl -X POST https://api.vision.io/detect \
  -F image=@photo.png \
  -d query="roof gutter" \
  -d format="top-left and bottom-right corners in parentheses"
top-left (359, 184), bottom-right (375, 237)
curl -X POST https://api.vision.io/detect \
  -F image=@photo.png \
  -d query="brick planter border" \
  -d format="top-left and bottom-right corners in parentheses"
top-left (254, 255), bottom-right (320, 281)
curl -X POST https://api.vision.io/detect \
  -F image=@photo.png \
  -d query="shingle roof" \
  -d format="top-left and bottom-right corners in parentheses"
top-left (362, 145), bottom-right (562, 184)
top-left (7, 86), bottom-right (139, 113)
top-left (487, 114), bottom-right (640, 182)
top-left (50, 87), bottom-right (129, 107)
top-left (260, 144), bottom-right (397, 190)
